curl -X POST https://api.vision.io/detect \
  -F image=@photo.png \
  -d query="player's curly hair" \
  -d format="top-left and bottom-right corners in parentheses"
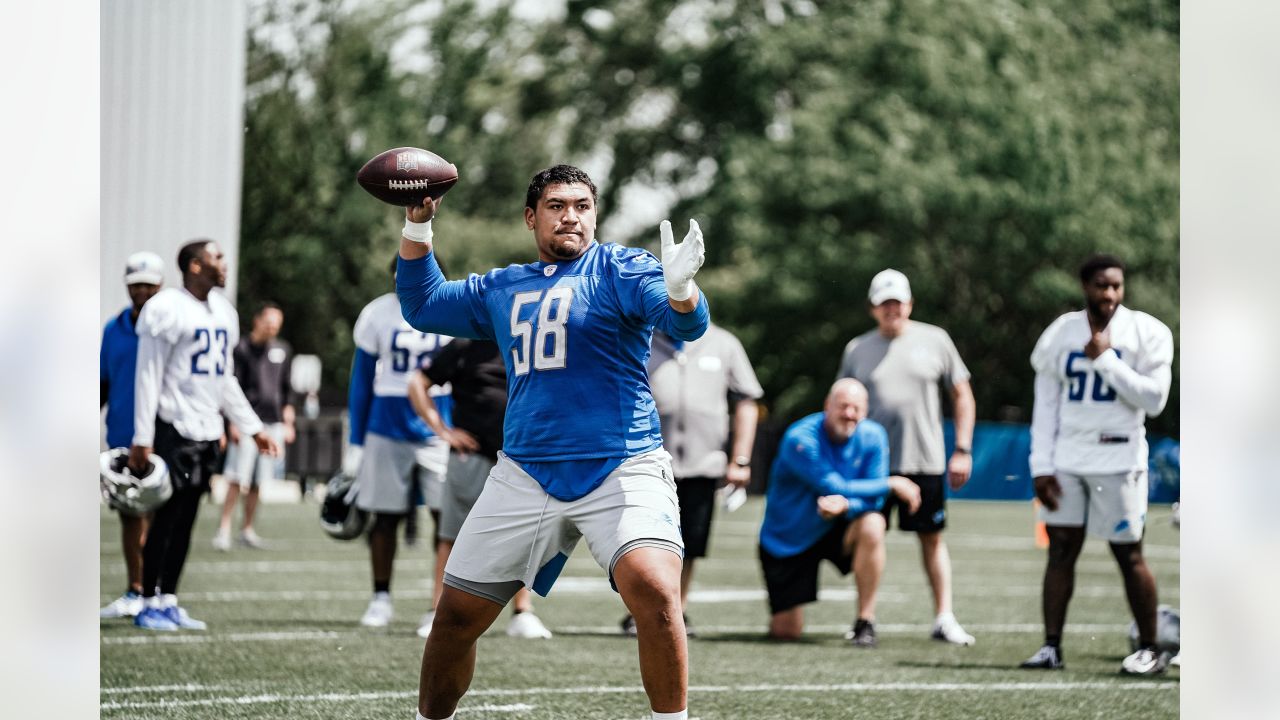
top-left (525, 165), bottom-right (598, 210)
top-left (1078, 253), bottom-right (1126, 284)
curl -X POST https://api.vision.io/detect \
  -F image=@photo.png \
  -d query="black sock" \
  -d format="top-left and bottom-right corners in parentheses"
top-left (512, 608), bottom-right (525, 615)
top-left (374, 580), bottom-right (390, 594)
top-left (1046, 635), bottom-right (1061, 649)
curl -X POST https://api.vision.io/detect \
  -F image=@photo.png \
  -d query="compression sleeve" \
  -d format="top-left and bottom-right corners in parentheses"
top-left (347, 349), bottom-right (377, 446)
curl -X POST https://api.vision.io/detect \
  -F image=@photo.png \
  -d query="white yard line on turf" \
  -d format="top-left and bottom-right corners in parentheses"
top-left (101, 684), bottom-right (225, 695)
top-left (105, 580), bottom-right (1174, 604)
top-left (102, 631), bottom-right (339, 645)
top-left (101, 681), bottom-right (1176, 711)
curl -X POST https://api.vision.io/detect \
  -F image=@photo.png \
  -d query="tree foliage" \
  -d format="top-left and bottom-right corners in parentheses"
top-left (238, 0), bottom-right (1179, 435)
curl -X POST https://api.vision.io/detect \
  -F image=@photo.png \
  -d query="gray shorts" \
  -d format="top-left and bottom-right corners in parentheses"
top-left (222, 423), bottom-right (287, 489)
top-left (354, 433), bottom-right (448, 514)
top-left (1040, 469), bottom-right (1148, 543)
top-left (439, 451), bottom-right (495, 541)
top-left (444, 448), bottom-right (683, 599)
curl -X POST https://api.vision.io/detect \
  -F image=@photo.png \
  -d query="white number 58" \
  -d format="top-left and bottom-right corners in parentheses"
top-left (510, 287), bottom-right (573, 376)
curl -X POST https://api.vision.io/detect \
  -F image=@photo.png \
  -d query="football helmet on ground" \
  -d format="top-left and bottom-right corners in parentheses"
top-left (320, 472), bottom-right (368, 540)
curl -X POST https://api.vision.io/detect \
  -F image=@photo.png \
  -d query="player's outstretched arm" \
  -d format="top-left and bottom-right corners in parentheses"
top-left (400, 196), bottom-right (441, 260)
top-left (660, 219), bottom-right (705, 312)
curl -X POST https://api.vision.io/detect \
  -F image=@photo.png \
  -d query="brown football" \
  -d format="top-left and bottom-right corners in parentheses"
top-left (356, 147), bottom-right (459, 206)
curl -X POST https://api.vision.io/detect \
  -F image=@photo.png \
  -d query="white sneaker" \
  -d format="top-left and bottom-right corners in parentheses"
top-left (238, 529), bottom-right (267, 549)
top-left (930, 613), bottom-right (976, 646)
top-left (416, 611), bottom-right (435, 639)
top-left (360, 593), bottom-right (393, 627)
top-left (1169, 652), bottom-right (1181, 667)
top-left (506, 611), bottom-right (553, 639)
top-left (1121, 647), bottom-right (1171, 675)
top-left (100, 591), bottom-right (144, 619)
top-left (211, 530), bottom-right (232, 552)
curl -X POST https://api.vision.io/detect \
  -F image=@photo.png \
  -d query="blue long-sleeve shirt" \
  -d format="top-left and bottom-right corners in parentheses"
top-left (397, 242), bottom-right (709, 500)
top-left (760, 413), bottom-right (891, 557)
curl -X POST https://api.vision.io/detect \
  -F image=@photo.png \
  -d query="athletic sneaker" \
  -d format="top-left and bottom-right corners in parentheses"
top-left (211, 530), bottom-right (232, 552)
top-left (360, 593), bottom-right (393, 627)
top-left (1020, 645), bottom-right (1065, 669)
top-left (1121, 647), bottom-right (1172, 675)
top-left (238, 529), bottom-right (267, 549)
top-left (134, 606), bottom-right (179, 631)
top-left (507, 611), bottom-right (553, 639)
top-left (930, 613), bottom-right (976, 646)
top-left (100, 591), bottom-right (144, 619)
top-left (163, 605), bottom-right (208, 630)
top-left (1169, 652), bottom-right (1181, 667)
top-left (416, 611), bottom-right (435, 639)
top-left (848, 619), bottom-right (877, 648)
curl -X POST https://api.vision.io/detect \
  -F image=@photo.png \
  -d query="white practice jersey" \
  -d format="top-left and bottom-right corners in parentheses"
top-left (353, 293), bottom-right (452, 398)
top-left (132, 287), bottom-right (263, 445)
top-left (1029, 305), bottom-right (1173, 476)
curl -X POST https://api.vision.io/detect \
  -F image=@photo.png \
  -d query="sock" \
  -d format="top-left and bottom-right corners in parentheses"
top-left (417, 712), bottom-right (453, 720)
top-left (935, 611), bottom-right (955, 624)
top-left (651, 710), bottom-right (688, 720)
top-left (1046, 634), bottom-right (1061, 648)
top-left (160, 593), bottom-right (179, 608)
top-left (375, 580), bottom-right (391, 594)
top-left (146, 595), bottom-right (164, 610)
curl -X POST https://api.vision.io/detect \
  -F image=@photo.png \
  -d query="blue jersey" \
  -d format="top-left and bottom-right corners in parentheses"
top-left (100, 307), bottom-right (139, 449)
top-left (348, 293), bottom-right (453, 445)
top-left (760, 413), bottom-right (891, 558)
top-left (397, 241), bottom-right (710, 499)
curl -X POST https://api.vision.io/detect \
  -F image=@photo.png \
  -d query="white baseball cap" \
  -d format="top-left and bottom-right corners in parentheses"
top-left (124, 251), bottom-right (165, 286)
top-left (868, 268), bottom-right (911, 306)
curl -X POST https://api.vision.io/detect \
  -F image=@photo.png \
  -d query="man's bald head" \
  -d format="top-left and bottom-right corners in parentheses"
top-left (824, 378), bottom-right (869, 443)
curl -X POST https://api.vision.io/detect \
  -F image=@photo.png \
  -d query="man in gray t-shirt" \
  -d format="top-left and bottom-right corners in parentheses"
top-left (620, 325), bottom-right (763, 637)
top-left (837, 268), bottom-right (977, 646)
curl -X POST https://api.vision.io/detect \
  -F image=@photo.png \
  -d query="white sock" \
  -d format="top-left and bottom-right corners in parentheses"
top-left (374, 591), bottom-right (391, 601)
top-left (417, 712), bottom-right (452, 720)
top-left (146, 596), bottom-right (164, 610)
top-left (160, 594), bottom-right (179, 608)
top-left (651, 710), bottom-right (688, 720)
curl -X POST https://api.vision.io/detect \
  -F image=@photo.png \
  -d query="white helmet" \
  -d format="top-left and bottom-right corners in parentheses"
top-left (1128, 604), bottom-right (1180, 653)
top-left (99, 448), bottom-right (173, 515)
top-left (320, 472), bottom-right (368, 540)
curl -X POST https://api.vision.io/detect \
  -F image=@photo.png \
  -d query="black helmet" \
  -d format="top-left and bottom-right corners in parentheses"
top-left (320, 472), bottom-right (368, 540)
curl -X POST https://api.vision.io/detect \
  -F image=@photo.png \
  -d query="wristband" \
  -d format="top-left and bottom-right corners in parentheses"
top-left (402, 218), bottom-right (433, 244)
top-left (732, 456), bottom-right (751, 468)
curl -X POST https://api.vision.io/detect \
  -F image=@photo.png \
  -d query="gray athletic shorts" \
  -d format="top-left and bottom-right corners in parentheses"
top-left (354, 433), bottom-right (448, 514)
top-left (1040, 469), bottom-right (1148, 543)
top-left (444, 448), bottom-right (683, 601)
top-left (439, 451), bottom-right (494, 541)
top-left (222, 423), bottom-right (286, 489)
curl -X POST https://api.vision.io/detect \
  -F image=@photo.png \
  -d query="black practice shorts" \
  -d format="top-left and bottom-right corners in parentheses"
top-left (676, 476), bottom-right (718, 558)
top-left (153, 420), bottom-right (223, 494)
top-left (759, 519), bottom-right (852, 615)
top-left (880, 473), bottom-right (947, 533)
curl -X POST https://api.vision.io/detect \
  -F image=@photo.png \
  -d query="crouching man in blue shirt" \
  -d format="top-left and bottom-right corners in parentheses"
top-left (759, 378), bottom-right (921, 647)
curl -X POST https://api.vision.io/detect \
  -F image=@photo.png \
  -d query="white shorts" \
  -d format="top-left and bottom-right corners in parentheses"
top-left (354, 433), bottom-right (449, 514)
top-left (1040, 470), bottom-right (1148, 543)
top-left (444, 448), bottom-right (683, 596)
top-left (223, 423), bottom-right (286, 489)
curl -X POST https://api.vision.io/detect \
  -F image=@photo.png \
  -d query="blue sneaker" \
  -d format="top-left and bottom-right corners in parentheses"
top-left (134, 606), bottom-right (179, 631)
top-left (163, 605), bottom-right (208, 630)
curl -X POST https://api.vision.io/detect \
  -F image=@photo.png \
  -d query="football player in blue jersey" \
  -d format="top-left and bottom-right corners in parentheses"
top-left (99, 252), bottom-right (164, 619)
top-left (396, 165), bottom-right (708, 720)
top-left (345, 261), bottom-right (454, 631)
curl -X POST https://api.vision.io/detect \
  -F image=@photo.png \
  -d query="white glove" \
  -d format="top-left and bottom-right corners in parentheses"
top-left (342, 445), bottom-right (364, 478)
top-left (659, 219), bottom-right (705, 302)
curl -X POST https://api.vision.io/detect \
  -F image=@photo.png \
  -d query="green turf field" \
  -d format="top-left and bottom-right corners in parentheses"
top-left (100, 495), bottom-right (1179, 719)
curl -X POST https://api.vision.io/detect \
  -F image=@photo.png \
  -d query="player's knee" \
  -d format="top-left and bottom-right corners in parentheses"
top-left (370, 512), bottom-right (404, 535)
top-left (1109, 541), bottom-right (1145, 570)
top-left (857, 513), bottom-right (886, 544)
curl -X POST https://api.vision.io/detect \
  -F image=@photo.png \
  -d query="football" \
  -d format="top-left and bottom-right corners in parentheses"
top-left (357, 147), bottom-right (458, 206)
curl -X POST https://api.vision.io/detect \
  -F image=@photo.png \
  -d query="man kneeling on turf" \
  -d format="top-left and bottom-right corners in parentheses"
top-left (759, 378), bottom-right (920, 647)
